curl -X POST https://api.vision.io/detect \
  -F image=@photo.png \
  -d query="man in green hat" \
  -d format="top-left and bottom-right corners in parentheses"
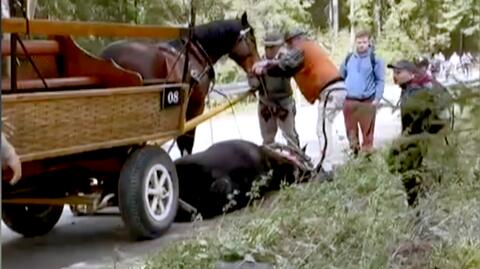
top-left (248, 31), bottom-right (300, 148)
top-left (386, 59), bottom-right (452, 206)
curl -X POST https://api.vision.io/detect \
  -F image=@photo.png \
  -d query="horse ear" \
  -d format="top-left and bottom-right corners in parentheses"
top-left (240, 11), bottom-right (248, 26)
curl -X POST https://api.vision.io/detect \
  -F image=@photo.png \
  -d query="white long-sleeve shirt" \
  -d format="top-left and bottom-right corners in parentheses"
top-left (1, 132), bottom-right (16, 163)
top-left (2, 0), bottom-right (10, 19)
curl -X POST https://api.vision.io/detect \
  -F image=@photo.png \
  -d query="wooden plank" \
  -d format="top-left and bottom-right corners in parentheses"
top-left (2, 146), bottom-right (129, 180)
top-left (2, 195), bottom-right (99, 206)
top-left (54, 36), bottom-right (144, 88)
top-left (1, 83), bottom-right (188, 102)
top-left (2, 76), bottom-right (101, 91)
top-left (2, 18), bottom-right (188, 39)
top-left (143, 78), bottom-right (179, 85)
top-left (1, 39), bottom-right (60, 56)
top-left (19, 130), bottom-right (180, 162)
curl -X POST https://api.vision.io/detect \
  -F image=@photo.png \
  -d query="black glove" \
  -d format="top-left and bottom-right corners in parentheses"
top-left (277, 106), bottom-right (289, 121)
top-left (247, 74), bottom-right (261, 89)
top-left (260, 105), bottom-right (272, 122)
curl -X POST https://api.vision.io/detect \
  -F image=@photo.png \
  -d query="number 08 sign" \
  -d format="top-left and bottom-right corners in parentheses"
top-left (160, 87), bottom-right (182, 110)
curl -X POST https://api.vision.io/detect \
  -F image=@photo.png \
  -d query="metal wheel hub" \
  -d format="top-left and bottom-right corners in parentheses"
top-left (144, 164), bottom-right (174, 221)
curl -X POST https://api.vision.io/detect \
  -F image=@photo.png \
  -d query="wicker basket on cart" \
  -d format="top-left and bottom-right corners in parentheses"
top-left (2, 84), bottom-right (188, 162)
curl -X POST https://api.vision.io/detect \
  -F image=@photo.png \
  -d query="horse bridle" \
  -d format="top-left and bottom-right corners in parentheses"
top-left (229, 27), bottom-right (257, 70)
top-left (188, 27), bottom-right (256, 97)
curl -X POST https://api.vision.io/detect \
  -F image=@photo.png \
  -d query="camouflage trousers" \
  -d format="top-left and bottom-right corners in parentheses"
top-left (387, 135), bottom-right (429, 206)
top-left (258, 100), bottom-right (300, 148)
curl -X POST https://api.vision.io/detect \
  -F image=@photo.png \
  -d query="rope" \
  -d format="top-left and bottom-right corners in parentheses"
top-left (207, 89), bottom-right (215, 144)
top-left (210, 87), bottom-right (244, 139)
top-left (16, 37), bottom-right (48, 89)
top-left (315, 88), bottom-right (345, 171)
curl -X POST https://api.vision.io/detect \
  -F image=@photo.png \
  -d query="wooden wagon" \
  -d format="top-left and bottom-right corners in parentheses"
top-left (1, 16), bottom-right (252, 240)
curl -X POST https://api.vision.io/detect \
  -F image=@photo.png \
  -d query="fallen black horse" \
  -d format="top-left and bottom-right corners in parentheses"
top-left (173, 139), bottom-right (314, 221)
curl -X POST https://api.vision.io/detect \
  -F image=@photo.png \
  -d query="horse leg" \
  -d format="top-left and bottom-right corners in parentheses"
top-left (177, 92), bottom-right (206, 156)
top-left (177, 130), bottom-right (197, 157)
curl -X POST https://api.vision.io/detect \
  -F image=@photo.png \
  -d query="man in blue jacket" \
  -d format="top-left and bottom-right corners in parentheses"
top-left (340, 30), bottom-right (385, 155)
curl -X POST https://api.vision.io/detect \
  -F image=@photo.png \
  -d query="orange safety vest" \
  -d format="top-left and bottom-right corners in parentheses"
top-left (293, 40), bottom-right (342, 104)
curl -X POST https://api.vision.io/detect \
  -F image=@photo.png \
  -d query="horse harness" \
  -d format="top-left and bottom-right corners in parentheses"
top-left (179, 27), bottom-right (254, 97)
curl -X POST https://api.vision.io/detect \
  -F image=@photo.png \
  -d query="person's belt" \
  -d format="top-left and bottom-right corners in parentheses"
top-left (322, 76), bottom-right (344, 90)
top-left (345, 95), bottom-right (374, 102)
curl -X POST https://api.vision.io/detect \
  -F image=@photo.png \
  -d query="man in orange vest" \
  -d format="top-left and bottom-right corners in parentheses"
top-left (252, 28), bottom-right (346, 170)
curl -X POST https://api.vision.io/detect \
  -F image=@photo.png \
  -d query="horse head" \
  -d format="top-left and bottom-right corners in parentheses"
top-left (191, 12), bottom-right (260, 74)
top-left (227, 12), bottom-right (260, 73)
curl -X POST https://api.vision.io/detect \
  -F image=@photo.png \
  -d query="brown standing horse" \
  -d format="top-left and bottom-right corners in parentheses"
top-left (100, 12), bottom-right (260, 156)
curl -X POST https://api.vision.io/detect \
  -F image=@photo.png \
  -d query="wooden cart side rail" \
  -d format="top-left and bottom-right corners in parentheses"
top-left (2, 18), bottom-right (188, 39)
top-left (2, 195), bottom-right (100, 206)
top-left (1, 35), bottom-right (145, 91)
top-left (19, 130), bottom-right (181, 163)
top-left (1, 39), bottom-right (60, 56)
top-left (1, 76), bottom-right (102, 91)
top-left (1, 83), bottom-right (188, 102)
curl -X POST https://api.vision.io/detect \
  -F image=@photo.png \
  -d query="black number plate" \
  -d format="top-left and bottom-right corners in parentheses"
top-left (160, 87), bottom-right (182, 110)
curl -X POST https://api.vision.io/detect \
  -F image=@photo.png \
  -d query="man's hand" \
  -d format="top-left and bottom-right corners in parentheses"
top-left (1, 132), bottom-right (22, 185)
top-left (252, 59), bottom-right (279, 76)
top-left (252, 61), bottom-right (268, 76)
top-left (7, 153), bottom-right (22, 185)
top-left (253, 65), bottom-right (265, 76)
top-left (247, 73), bottom-right (261, 89)
top-left (372, 99), bottom-right (380, 107)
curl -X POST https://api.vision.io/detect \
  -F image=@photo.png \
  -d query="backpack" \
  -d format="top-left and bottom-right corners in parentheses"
top-left (432, 80), bottom-right (455, 131)
top-left (344, 51), bottom-right (377, 81)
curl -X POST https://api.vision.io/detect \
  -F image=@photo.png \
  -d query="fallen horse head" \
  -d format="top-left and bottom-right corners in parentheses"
top-left (173, 139), bottom-right (314, 221)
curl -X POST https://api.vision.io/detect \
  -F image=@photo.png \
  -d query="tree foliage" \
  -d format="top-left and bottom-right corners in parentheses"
top-left (354, 0), bottom-right (479, 60)
top-left (30, 0), bottom-right (479, 81)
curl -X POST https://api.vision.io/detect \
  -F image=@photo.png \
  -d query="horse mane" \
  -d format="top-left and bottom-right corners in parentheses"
top-left (169, 18), bottom-right (251, 62)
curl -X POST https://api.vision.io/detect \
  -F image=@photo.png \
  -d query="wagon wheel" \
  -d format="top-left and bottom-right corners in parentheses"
top-left (118, 146), bottom-right (179, 240)
top-left (2, 204), bottom-right (64, 237)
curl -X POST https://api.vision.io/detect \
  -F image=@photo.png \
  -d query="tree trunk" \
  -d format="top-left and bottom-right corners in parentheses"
top-left (332, 0), bottom-right (339, 37)
top-left (375, 0), bottom-right (381, 37)
top-left (27, 0), bottom-right (37, 19)
top-left (2, 0), bottom-right (11, 78)
top-left (350, 0), bottom-right (355, 50)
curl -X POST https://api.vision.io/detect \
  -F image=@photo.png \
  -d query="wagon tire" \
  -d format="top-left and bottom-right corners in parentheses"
top-left (2, 204), bottom-right (63, 238)
top-left (118, 146), bottom-right (179, 240)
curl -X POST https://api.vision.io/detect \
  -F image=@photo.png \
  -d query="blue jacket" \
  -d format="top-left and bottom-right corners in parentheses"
top-left (340, 49), bottom-right (385, 102)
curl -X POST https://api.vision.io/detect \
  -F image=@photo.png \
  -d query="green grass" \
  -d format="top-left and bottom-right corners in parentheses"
top-left (142, 87), bottom-right (480, 269)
